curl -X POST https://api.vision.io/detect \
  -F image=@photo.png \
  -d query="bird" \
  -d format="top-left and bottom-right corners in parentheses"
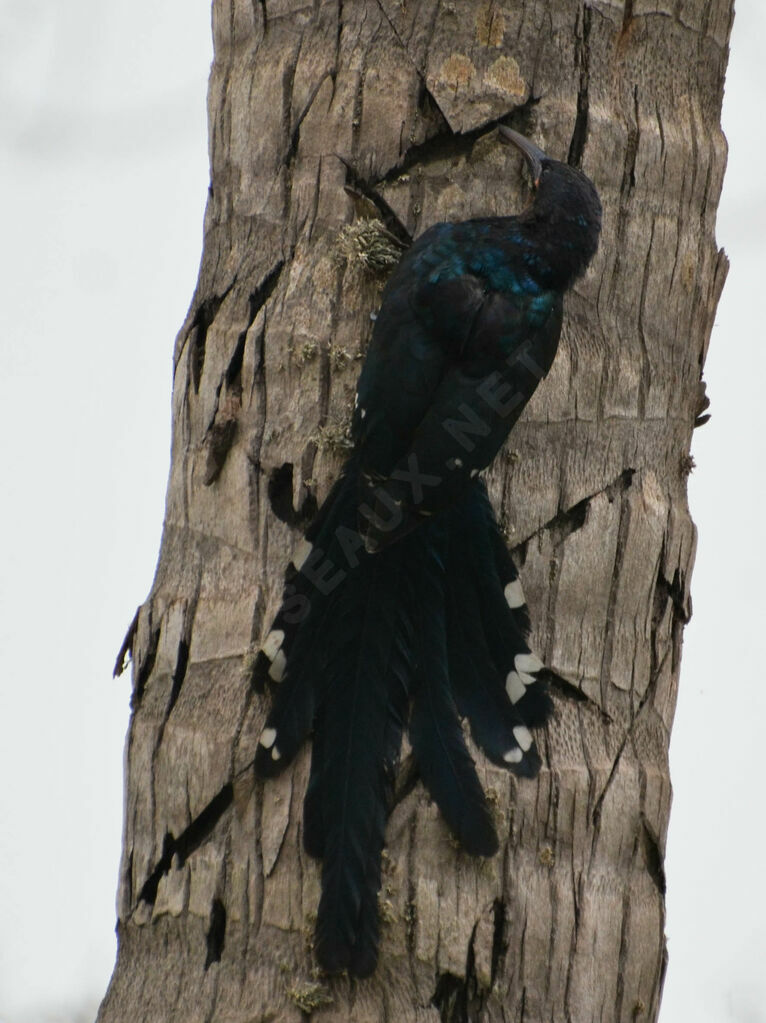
top-left (251, 126), bottom-right (602, 977)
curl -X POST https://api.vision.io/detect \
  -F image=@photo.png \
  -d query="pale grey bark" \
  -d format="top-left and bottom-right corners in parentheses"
top-left (98, 1), bottom-right (731, 1020)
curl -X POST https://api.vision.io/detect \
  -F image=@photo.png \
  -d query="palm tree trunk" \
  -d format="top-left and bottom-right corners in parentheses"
top-left (98, 1), bottom-right (731, 1020)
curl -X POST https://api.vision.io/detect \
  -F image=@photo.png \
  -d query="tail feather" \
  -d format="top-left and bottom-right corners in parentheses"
top-left (303, 708), bottom-right (325, 859)
top-left (409, 525), bottom-right (498, 856)
top-left (253, 468), bottom-right (363, 775)
top-left (254, 470), bottom-right (551, 976)
top-left (445, 567), bottom-right (541, 778)
top-left (251, 468), bottom-right (361, 691)
top-left (451, 485), bottom-right (553, 730)
top-left (254, 575), bottom-right (336, 778)
top-left (312, 543), bottom-right (414, 976)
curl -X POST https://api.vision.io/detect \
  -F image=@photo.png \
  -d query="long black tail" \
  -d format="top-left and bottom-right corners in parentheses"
top-left (253, 462), bottom-right (551, 976)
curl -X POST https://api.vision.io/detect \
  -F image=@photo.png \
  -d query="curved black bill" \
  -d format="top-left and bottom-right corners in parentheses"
top-left (498, 126), bottom-right (546, 185)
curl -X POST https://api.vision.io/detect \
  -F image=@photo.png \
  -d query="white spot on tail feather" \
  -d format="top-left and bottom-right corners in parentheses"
top-left (506, 671), bottom-right (526, 704)
top-left (262, 629), bottom-right (285, 661)
top-left (515, 652), bottom-right (544, 674)
top-left (259, 727), bottom-right (277, 749)
top-left (291, 538), bottom-right (313, 572)
top-left (513, 725), bottom-right (533, 752)
top-left (271, 745), bottom-right (281, 761)
top-left (454, 457), bottom-right (463, 468)
top-left (268, 650), bottom-right (286, 682)
top-left (504, 747), bottom-right (523, 764)
top-left (470, 468), bottom-right (479, 478)
top-left (504, 579), bottom-right (525, 608)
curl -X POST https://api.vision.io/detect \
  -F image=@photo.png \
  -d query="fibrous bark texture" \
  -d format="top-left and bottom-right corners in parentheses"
top-left (98, 1), bottom-right (731, 1021)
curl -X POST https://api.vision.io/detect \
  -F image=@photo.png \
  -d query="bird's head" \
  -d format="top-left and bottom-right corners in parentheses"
top-left (499, 126), bottom-right (602, 284)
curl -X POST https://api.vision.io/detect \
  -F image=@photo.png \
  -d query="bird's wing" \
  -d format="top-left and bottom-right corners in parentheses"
top-left (359, 285), bottom-right (562, 550)
top-left (352, 261), bottom-right (488, 472)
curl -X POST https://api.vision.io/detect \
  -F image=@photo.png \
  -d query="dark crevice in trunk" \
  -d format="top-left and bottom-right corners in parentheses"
top-left (490, 899), bottom-right (506, 986)
top-left (622, 0), bottom-right (634, 34)
top-left (203, 419), bottom-right (238, 486)
top-left (166, 638), bottom-right (190, 717)
top-left (267, 461), bottom-right (318, 527)
top-left (138, 783), bottom-right (234, 907)
top-left (204, 897), bottom-right (227, 969)
top-left (246, 262), bottom-right (285, 330)
top-left (201, 265), bottom-right (284, 485)
top-left (432, 973), bottom-right (467, 1023)
top-left (545, 669), bottom-right (612, 720)
top-left (621, 86), bottom-right (640, 199)
top-left (416, 80), bottom-right (451, 133)
top-left (131, 624), bottom-right (160, 709)
top-left (375, 106), bottom-right (536, 190)
top-left (567, 4), bottom-right (591, 167)
top-left (653, 565), bottom-right (690, 625)
top-left (336, 0), bottom-right (343, 54)
top-left (189, 292), bottom-right (231, 393)
top-left (340, 157), bottom-right (414, 246)
top-left (225, 331), bottom-right (247, 392)
top-left (614, 889), bottom-right (632, 1020)
top-left (591, 657), bottom-right (660, 828)
top-left (341, 102), bottom-right (543, 246)
top-left (514, 469), bottom-right (636, 561)
top-left (285, 71), bottom-right (334, 167)
top-left (640, 816), bottom-right (667, 895)
top-left (268, 461), bottom-right (296, 525)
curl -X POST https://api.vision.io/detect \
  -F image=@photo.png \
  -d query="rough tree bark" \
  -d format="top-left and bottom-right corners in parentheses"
top-left (98, 1), bottom-right (731, 1021)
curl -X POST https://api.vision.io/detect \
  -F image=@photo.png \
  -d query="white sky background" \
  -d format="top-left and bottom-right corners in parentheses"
top-left (0, 2), bottom-right (762, 1021)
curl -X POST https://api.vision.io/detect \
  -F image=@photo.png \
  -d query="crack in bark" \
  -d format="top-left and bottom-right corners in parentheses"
top-left (375, 106), bottom-right (537, 191)
top-left (339, 155), bottom-right (413, 245)
top-left (254, 0), bottom-right (266, 35)
top-left (614, 888), bottom-right (632, 1020)
top-left (373, 0), bottom-right (428, 84)
top-left (204, 897), bottom-right (227, 969)
top-left (621, 86), bottom-right (640, 198)
top-left (545, 669), bottom-right (612, 721)
top-left (280, 39), bottom-right (303, 216)
top-left (203, 419), bottom-right (238, 487)
top-left (597, 479), bottom-right (632, 708)
top-left (137, 783), bottom-right (234, 908)
top-left (131, 620), bottom-right (160, 709)
top-left (202, 263), bottom-right (285, 485)
top-left (189, 295), bottom-right (227, 394)
top-left (622, 0), bottom-right (634, 34)
top-left (590, 652), bottom-right (660, 828)
top-left (335, 0), bottom-right (343, 62)
top-left (432, 971), bottom-right (467, 1023)
top-left (514, 468), bottom-right (635, 554)
top-left (341, 102), bottom-right (541, 246)
top-left (166, 638), bottom-right (190, 718)
top-left (490, 898), bottom-right (506, 988)
top-left (567, 4), bottom-right (591, 168)
top-left (156, 593), bottom-right (200, 744)
top-left (285, 70), bottom-right (334, 167)
top-left (640, 814), bottom-right (667, 896)
top-left (267, 461), bottom-right (318, 528)
top-left (563, 867), bottom-right (584, 1021)
top-left (608, 86), bottom-right (640, 321)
